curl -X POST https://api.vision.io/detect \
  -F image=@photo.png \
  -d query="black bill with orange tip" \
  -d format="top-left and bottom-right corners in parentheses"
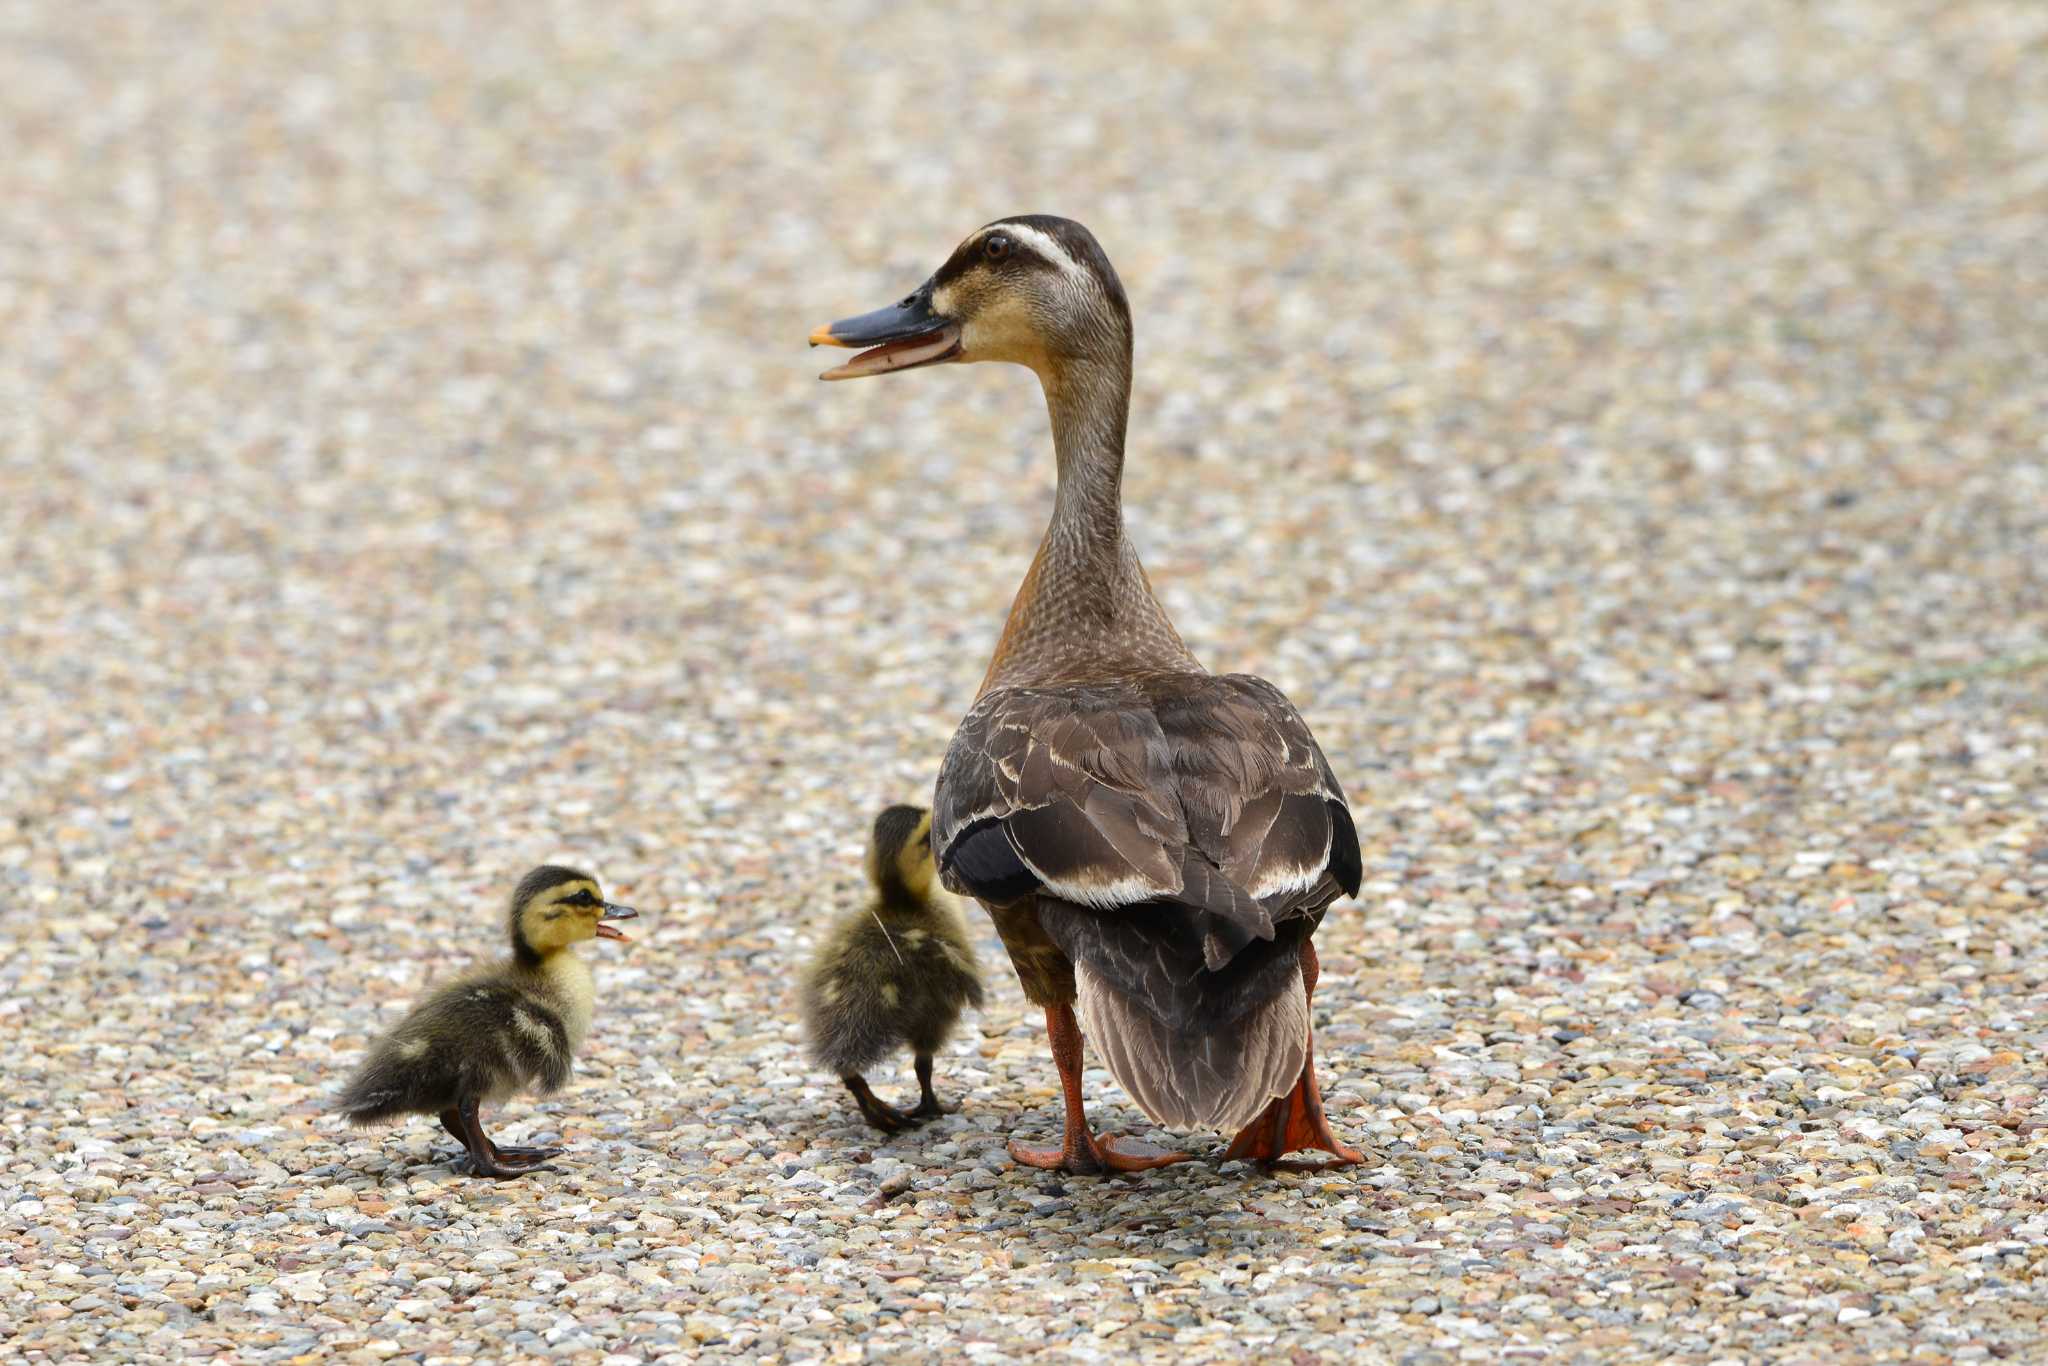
top-left (809, 281), bottom-right (962, 380)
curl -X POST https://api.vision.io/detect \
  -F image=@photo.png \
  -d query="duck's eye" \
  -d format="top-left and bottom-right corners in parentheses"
top-left (983, 234), bottom-right (1012, 263)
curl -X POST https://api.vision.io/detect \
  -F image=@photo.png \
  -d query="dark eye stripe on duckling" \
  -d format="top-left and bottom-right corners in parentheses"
top-left (512, 864), bottom-right (596, 902)
top-left (545, 888), bottom-right (603, 918)
top-left (510, 865), bottom-right (603, 924)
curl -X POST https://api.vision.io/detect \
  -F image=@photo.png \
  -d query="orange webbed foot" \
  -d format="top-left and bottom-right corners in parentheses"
top-left (1223, 1073), bottom-right (1364, 1169)
top-left (1009, 1131), bottom-right (1193, 1175)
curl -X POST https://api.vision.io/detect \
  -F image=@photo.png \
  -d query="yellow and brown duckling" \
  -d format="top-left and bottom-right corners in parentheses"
top-left (801, 805), bottom-right (986, 1133)
top-left (335, 865), bottom-right (638, 1178)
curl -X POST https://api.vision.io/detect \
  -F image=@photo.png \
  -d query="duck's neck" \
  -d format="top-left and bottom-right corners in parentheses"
top-left (981, 357), bottom-right (1196, 693)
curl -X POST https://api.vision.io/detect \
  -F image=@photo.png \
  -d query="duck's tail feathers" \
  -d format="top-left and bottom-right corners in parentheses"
top-left (1074, 960), bottom-right (1306, 1133)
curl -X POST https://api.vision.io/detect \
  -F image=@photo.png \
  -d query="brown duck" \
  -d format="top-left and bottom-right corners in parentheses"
top-left (811, 216), bottom-right (1363, 1174)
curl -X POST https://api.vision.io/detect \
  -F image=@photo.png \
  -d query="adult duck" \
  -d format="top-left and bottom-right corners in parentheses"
top-left (811, 216), bottom-right (1362, 1174)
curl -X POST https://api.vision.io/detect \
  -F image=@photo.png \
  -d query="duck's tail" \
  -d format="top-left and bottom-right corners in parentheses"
top-left (1074, 960), bottom-right (1306, 1133)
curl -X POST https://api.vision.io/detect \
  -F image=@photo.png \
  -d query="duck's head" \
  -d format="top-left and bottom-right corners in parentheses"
top-left (865, 804), bottom-right (937, 905)
top-left (508, 865), bottom-right (638, 960)
top-left (811, 216), bottom-right (1131, 383)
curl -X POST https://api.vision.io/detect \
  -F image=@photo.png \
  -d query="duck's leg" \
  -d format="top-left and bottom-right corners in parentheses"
top-left (445, 1101), bottom-right (555, 1178)
top-left (1222, 940), bottom-right (1365, 1168)
top-left (909, 1053), bottom-right (955, 1119)
top-left (1009, 1003), bottom-right (1192, 1175)
top-left (843, 1075), bottom-right (920, 1133)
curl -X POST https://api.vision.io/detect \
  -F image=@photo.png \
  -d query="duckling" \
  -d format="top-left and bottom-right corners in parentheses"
top-left (335, 865), bottom-right (638, 1178)
top-left (802, 804), bottom-right (986, 1132)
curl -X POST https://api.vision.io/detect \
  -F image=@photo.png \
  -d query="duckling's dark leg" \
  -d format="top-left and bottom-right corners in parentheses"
top-left (1009, 1003), bottom-right (1192, 1175)
top-left (446, 1101), bottom-right (555, 1178)
top-left (1222, 940), bottom-right (1365, 1168)
top-left (437, 1108), bottom-right (557, 1168)
top-left (843, 1075), bottom-right (919, 1133)
top-left (909, 1054), bottom-right (954, 1119)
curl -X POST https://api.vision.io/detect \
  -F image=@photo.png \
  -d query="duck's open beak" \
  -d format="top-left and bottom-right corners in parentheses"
top-left (809, 282), bottom-right (962, 381)
top-left (596, 903), bottom-right (638, 941)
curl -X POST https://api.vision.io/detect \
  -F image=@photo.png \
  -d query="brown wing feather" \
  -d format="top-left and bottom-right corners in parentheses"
top-left (936, 671), bottom-right (1360, 1131)
top-left (1147, 674), bottom-right (1354, 910)
top-left (935, 684), bottom-right (1190, 909)
top-left (934, 673), bottom-right (1356, 946)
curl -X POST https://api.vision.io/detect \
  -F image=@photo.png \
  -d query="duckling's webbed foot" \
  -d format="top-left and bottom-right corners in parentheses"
top-left (442, 1104), bottom-right (557, 1179)
top-left (843, 1075), bottom-right (922, 1133)
top-left (910, 1053), bottom-right (956, 1119)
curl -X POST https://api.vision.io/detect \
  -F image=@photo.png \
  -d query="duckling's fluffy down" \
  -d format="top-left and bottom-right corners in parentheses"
top-left (801, 901), bottom-right (985, 1077)
top-left (335, 971), bottom-right (575, 1124)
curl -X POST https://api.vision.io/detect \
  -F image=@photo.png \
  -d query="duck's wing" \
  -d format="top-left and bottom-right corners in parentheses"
top-left (1157, 673), bottom-right (1361, 920)
top-left (934, 677), bottom-right (1358, 970)
top-left (936, 683), bottom-right (1186, 904)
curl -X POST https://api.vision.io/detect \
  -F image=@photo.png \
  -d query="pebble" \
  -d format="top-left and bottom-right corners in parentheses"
top-left (4, 1), bottom-right (2046, 1362)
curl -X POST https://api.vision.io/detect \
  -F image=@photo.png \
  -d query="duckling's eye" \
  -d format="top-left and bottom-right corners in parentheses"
top-left (983, 233), bottom-right (1012, 263)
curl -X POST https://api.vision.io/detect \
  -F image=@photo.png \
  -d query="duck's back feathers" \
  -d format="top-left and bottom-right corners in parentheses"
top-left (935, 672), bottom-right (1355, 937)
top-left (335, 970), bottom-right (574, 1125)
top-left (934, 670), bottom-right (1357, 1128)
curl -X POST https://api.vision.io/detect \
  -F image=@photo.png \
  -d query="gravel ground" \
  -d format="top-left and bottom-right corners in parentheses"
top-left (4, 2), bottom-right (2046, 1361)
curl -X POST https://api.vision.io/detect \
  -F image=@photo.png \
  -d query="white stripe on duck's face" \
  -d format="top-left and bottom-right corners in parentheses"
top-left (518, 879), bottom-right (608, 953)
top-left (974, 222), bottom-right (1090, 285)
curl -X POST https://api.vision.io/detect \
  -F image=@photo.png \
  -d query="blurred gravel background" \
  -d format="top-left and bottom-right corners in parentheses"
top-left (3, 1), bottom-right (2045, 1361)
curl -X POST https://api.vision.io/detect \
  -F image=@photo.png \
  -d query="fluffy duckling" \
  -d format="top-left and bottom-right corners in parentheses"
top-left (335, 865), bottom-right (638, 1178)
top-left (802, 805), bottom-right (986, 1132)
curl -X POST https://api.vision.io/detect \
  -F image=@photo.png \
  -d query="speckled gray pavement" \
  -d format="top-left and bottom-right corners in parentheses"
top-left (4, 2), bottom-right (2046, 1362)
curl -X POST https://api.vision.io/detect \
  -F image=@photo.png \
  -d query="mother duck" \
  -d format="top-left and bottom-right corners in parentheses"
top-left (811, 216), bottom-right (1362, 1173)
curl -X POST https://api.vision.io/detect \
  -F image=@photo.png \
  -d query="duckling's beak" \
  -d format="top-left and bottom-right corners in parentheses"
top-left (810, 282), bottom-right (962, 381)
top-left (595, 903), bottom-right (638, 942)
